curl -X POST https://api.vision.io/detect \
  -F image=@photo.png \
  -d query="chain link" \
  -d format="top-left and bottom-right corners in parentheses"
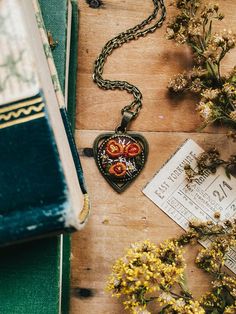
top-left (93, 0), bottom-right (166, 119)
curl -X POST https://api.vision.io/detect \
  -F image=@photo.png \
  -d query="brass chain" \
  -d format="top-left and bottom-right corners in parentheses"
top-left (93, 0), bottom-right (166, 119)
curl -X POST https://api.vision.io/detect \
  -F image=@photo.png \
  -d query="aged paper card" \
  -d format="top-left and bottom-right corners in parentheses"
top-left (143, 139), bottom-right (236, 273)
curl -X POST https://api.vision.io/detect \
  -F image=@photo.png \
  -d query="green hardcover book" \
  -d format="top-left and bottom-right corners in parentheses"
top-left (0, 1), bottom-right (83, 313)
top-left (38, 1), bottom-right (81, 312)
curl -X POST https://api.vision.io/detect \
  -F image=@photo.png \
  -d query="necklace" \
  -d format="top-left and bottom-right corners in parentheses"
top-left (93, 0), bottom-right (166, 193)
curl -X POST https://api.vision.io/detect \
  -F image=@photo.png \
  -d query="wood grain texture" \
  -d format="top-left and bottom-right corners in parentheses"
top-left (71, 1), bottom-right (236, 313)
top-left (75, 0), bottom-right (236, 133)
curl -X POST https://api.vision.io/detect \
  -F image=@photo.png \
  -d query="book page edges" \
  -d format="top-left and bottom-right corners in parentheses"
top-left (33, 0), bottom-right (65, 109)
top-left (33, 0), bottom-right (90, 228)
top-left (22, 0), bottom-right (86, 229)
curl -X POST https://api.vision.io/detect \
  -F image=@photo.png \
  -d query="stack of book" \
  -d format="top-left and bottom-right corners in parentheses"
top-left (0, 0), bottom-right (89, 313)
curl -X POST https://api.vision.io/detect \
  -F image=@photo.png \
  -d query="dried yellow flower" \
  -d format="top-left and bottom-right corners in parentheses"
top-left (229, 110), bottom-right (236, 121)
top-left (201, 88), bottom-right (219, 100)
top-left (197, 101), bottom-right (215, 121)
top-left (168, 73), bottom-right (188, 92)
top-left (166, 0), bottom-right (236, 130)
top-left (107, 220), bottom-right (236, 313)
top-left (224, 303), bottom-right (236, 314)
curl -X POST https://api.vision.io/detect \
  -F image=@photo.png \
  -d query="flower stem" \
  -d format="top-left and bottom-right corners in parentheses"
top-left (170, 290), bottom-right (192, 301)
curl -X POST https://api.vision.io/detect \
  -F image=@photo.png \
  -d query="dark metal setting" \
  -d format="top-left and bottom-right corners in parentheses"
top-left (116, 111), bottom-right (134, 133)
top-left (93, 132), bottom-right (149, 193)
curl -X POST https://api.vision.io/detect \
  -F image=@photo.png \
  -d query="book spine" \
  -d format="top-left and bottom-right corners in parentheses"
top-left (68, 0), bottom-right (79, 131)
top-left (60, 108), bottom-right (87, 195)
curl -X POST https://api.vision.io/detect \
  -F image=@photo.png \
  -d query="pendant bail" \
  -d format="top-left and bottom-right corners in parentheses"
top-left (116, 111), bottom-right (134, 133)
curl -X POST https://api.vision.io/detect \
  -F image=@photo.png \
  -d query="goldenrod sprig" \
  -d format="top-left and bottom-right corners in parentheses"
top-left (107, 219), bottom-right (236, 313)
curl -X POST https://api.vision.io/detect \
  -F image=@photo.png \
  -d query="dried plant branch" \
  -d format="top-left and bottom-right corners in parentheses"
top-left (107, 219), bottom-right (236, 313)
top-left (166, 0), bottom-right (236, 130)
top-left (184, 148), bottom-right (236, 182)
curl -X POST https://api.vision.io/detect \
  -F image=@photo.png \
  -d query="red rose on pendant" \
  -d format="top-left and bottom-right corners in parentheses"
top-left (124, 143), bottom-right (141, 157)
top-left (109, 162), bottom-right (126, 177)
top-left (106, 140), bottom-right (124, 158)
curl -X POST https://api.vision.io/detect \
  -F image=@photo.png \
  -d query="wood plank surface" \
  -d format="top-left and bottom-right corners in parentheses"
top-left (71, 1), bottom-right (236, 313)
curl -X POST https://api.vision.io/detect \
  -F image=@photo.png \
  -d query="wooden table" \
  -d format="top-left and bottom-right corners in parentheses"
top-left (71, 1), bottom-right (236, 313)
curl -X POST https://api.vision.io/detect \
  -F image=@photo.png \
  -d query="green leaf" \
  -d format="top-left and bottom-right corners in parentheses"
top-left (190, 43), bottom-right (202, 54)
top-left (206, 62), bottom-right (216, 78)
top-left (179, 272), bottom-right (190, 294)
top-left (219, 117), bottom-right (236, 128)
top-left (230, 75), bottom-right (236, 83)
top-left (222, 288), bottom-right (235, 306)
top-left (206, 20), bottom-right (212, 43)
top-left (225, 167), bottom-right (231, 179)
top-left (159, 305), bottom-right (172, 314)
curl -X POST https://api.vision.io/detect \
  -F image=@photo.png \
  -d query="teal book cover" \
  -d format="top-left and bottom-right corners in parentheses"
top-left (0, 0), bottom-right (84, 313)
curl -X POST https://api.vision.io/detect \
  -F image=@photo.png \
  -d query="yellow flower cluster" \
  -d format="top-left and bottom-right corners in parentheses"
top-left (197, 101), bottom-right (218, 122)
top-left (224, 303), bottom-right (236, 314)
top-left (200, 291), bottom-right (222, 311)
top-left (213, 275), bottom-right (236, 299)
top-left (196, 237), bottom-right (236, 274)
top-left (157, 239), bottom-right (185, 289)
top-left (133, 307), bottom-right (151, 314)
top-left (162, 300), bottom-right (205, 314)
top-left (106, 240), bottom-right (184, 312)
top-left (158, 292), bottom-right (205, 313)
top-left (107, 220), bottom-right (236, 313)
top-left (196, 244), bottom-right (225, 273)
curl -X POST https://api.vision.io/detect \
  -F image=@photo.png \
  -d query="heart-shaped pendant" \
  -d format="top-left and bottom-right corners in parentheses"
top-left (93, 131), bottom-right (148, 193)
